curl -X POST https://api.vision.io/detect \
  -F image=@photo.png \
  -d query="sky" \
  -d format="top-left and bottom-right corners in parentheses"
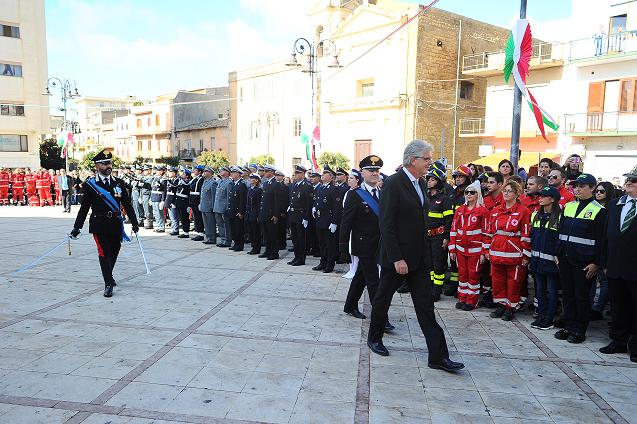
top-left (45, 0), bottom-right (574, 101)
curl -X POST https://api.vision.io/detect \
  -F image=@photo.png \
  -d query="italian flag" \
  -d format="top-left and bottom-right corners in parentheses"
top-left (504, 20), bottom-right (559, 142)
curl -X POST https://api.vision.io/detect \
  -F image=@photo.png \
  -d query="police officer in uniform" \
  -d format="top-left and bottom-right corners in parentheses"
top-left (312, 165), bottom-right (342, 273)
top-left (306, 170), bottom-right (321, 257)
top-left (165, 167), bottom-right (180, 236)
top-left (246, 173), bottom-right (263, 254)
top-left (131, 165), bottom-right (145, 227)
top-left (259, 164), bottom-right (284, 260)
top-left (141, 165), bottom-right (154, 229)
top-left (555, 173), bottom-right (606, 344)
top-left (175, 168), bottom-right (191, 238)
top-left (189, 165), bottom-right (206, 241)
top-left (425, 167), bottom-right (454, 301)
top-left (287, 165), bottom-right (313, 266)
top-left (150, 165), bottom-right (167, 233)
top-left (228, 166), bottom-right (247, 251)
top-left (70, 150), bottom-right (139, 298)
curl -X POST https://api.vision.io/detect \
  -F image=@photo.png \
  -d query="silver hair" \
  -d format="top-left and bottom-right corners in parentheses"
top-left (402, 140), bottom-right (433, 167)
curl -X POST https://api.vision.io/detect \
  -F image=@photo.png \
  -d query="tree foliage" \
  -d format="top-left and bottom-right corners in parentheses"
top-left (318, 151), bottom-right (350, 171)
top-left (39, 139), bottom-right (65, 170)
top-left (196, 151), bottom-right (230, 169)
top-left (155, 156), bottom-right (180, 166)
top-left (248, 154), bottom-right (275, 165)
top-left (79, 150), bottom-right (123, 170)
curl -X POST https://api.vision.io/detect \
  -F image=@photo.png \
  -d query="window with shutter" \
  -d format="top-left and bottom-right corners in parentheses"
top-left (587, 81), bottom-right (605, 131)
top-left (619, 77), bottom-right (637, 112)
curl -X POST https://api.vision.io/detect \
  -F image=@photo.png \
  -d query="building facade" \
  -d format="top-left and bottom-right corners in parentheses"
top-left (0, 0), bottom-right (49, 168)
top-left (460, 0), bottom-right (637, 180)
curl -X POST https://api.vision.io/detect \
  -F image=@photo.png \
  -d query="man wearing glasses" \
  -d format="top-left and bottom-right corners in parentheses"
top-left (548, 168), bottom-right (574, 208)
top-left (600, 166), bottom-right (637, 362)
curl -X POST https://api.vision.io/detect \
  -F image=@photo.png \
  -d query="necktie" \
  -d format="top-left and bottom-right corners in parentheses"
top-left (104, 177), bottom-right (110, 188)
top-left (372, 188), bottom-right (379, 202)
top-left (622, 199), bottom-right (635, 233)
top-left (412, 180), bottom-right (423, 206)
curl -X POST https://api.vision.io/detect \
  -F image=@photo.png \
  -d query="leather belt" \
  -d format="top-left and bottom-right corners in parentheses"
top-left (92, 211), bottom-right (122, 218)
top-left (151, 190), bottom-right (163, 194)
top-left (176, 193), bottom-right (188, 198)
top-left (190, 192), bottom-right (200, 195)
top-left (427, 226), bottom-right (445, 237)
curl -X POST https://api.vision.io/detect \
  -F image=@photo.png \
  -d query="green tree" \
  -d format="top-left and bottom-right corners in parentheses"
top-left (196, 151), bottom-right (229, 169)
top-left (248, 154), bottom-right (275, 165)
top-left (155, 156), bottom-right (180, 166)
top-left (79, 150), bottom-right (123, 170)
top-left (39, 138), bottom-right (65, 170)
top-left (318, 151), bottom-right (350, 171)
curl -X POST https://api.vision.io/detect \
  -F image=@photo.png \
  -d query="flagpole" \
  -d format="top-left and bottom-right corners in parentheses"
top-left (510, 0), bottom-right (527, 172)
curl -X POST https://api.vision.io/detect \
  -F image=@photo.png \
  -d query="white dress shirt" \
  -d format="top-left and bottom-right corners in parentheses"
top-left (620, 195), bottom-right (637, 229)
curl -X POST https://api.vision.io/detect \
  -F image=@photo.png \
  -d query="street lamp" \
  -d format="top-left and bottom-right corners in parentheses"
top-left (43, 77), bottom-right (81, 170)
top-left (286, 37), bottom-right (341, 122)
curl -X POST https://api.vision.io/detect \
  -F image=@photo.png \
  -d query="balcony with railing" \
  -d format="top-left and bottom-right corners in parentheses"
top-left (568, 31), bottom-right (637, 64)
top-left (462, 42), bottom-right (563, 77)
top-left (563, 112), bottom-right (637, 135)
top-left (459, 115), bottom-right (560, 138)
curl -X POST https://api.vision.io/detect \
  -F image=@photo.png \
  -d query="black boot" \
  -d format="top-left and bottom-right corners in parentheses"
top-left (103, 284), bottom-right (113, 298)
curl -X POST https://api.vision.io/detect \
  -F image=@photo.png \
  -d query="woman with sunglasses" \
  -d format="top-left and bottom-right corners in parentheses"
top-left (448, 181), bottom-right (489, 310)
top-left (588, 181), bottom-right (615, 321)
top-left (484, 180), bottom-right (532, 321)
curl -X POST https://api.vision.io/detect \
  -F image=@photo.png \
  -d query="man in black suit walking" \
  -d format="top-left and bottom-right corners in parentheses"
top-left (367, 140), bottom-right (463, 372)
top-left (600, 165), bottom-right (637, 362)
top-left (70, 150), bottom-right (139, 298)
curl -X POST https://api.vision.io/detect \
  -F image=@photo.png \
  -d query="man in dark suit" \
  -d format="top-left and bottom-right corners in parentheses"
top-left (340, 155), bottom-right (390, 327)
top-left (246, 174), bottom-right (263, 254)
top-left (312, 165), bottom-right (342, 273)
top-left (367, 140), bottom-right (463, 372)
top-left (259, 164), bottom-right (284, 260)
top-left (70, 149), bottom-right (139, 298)
top-left (600, 165), bottom-right (637, 362)
top-left (228, 166), bottom-right (248, 251)
top-left (287, 165), bottom-right (313, 266)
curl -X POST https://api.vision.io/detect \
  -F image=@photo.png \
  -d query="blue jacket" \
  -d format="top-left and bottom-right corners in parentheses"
top-left (213, 177), bottom-right (231, 214)
top-left (200, 178), bottom-right (217, 213)
top-left (529, 211), bottom-right (560, 274)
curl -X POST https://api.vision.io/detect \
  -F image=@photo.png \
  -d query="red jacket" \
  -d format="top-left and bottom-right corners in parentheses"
top-left (449, 204), bottom-right (489, 257)
top-left (12, 173), bottom-right (25, 189)
top-left (26, 174), bottom-right (37, 191)
top-left (558, 186), bottom-right (574, 208)
top-left (484, 201), bottom-right (531, 265)
top-left (0, 171), bottom-right (9, 188)
top-left (519, 194), bottom-right (541, 214)
top-left (35, 172), bottom-right (52, 189)
top-left (484, 191), bottom-right (503, 211)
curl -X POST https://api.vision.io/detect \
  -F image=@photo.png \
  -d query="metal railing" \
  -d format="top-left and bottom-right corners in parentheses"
top-left (462, 41), bottom-right (557, 72)
top-left (568, 31), bottom-right (637, 62)
top-left (563, 111), bottom-right (637, 134)
top-left (459, 118), bottom-right (485, 135)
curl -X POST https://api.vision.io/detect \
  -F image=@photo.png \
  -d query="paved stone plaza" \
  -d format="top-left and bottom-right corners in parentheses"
top-left (0, 207), bottom-right (636, 424)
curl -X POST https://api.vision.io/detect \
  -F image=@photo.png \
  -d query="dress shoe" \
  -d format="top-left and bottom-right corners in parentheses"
top-left (247, 250), bottom-right (260, 255)
top-left (110, 280), bottom-right (117, 287)
top-left (599, 341), bottom-right (628, 354)
top-left (397, 283), bottom-right (410, 293)
top-left (233, 247), bottom-right (244, 252)
top-left (322, 265), bottom-right (334, 273)
top-left (367, 340), bottom-right (389, 356)
top-left (203, 241), bottom-right (214, 245)
top-left (631, 354), bottom-right (637, 363)
top-left (287, 260), bottom-right (298, 266)
top-left (567, 333), bottom-right (586, 344)
top-left (490, 305), bottom-right (506, 318)
top-left (258, 253), bottom-right (270, 258)
top-left (384, 321), bottom-right (395, 332)
top-left (191, 235), bottom-right (204, 241)
top-left (502, 309), bottom-right (514, 321)
top-left (461, 303), bottom-right (475, 311)
top-left (287, 247), bottom-right (295, 252)
top-left (169, 232), bottom-right (179, 236)
top-left (103, 285), bottom-right (113, 298)
top-left (428, 358), bottom-right (465, 372)
top-left (267, 255), bottom-right (279, 260)
top-left (312, 263), bottom-right (326, 271)
top-left (554, 329), bottom-right (570, 340)
top-left (292, 261), bottom-right (305, 266)
top-left (455, 301), bottom-right (465, 309)
top-left (155, 229), bottom-right (165, 233)
top-left (178, 234), bottom-right (190, 238)
top-left (345, 309), bottom-right (366, 319)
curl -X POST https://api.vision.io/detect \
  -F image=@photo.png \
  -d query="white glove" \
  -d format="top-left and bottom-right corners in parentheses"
top-left (312, 207), bottom-right (316, 216)
top-left (198, 205), bottom-right (202, 212)
top-left (187, 207), bottom-right (192, 214)
top-left (159, 201), bottom-right (165, 210)
top-left (171, 204), bottom-right (176, 209)
top-left (329, 223), bottom-right (337, 233)
top-left (138, 198), bottom-right (143, 204)
top-left (287, 206), bottom-right (291, 212)
top-left (302, 219), bottom-right (308, 228)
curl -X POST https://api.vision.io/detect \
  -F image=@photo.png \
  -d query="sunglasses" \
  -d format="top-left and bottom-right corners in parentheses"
top-left (595, 189), bottom-right (606, 194)
top-left (464, 191), bottom-right (477, 195)
top-left (627, 178), bottom-right (637, 184)
top-left (548, 175), bottom-right (560, 180)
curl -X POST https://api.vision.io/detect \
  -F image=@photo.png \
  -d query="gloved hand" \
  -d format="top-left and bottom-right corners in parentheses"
top-left (312, 207), bottom-right (316, 217)
top-left (287, 206), bottom-right (291, 212)
top-left (138, 198), bottom-right (143, 204)
top-left (159, 201), bottom-right (164, 210)
top-left (302, 219), bottom-right (308, 228)
top-left (187, 207), bottom-right (192, 214)
top-left (70, 228), bottom-right (80, 238)
top-left (329, 223), bottom-right (337, 233)
top-left (132, 224), bottom-right (139, 233)
top-left (171, 204), bottom-right (176, 209)
top-left (198, 204), bottom-right (202, 212)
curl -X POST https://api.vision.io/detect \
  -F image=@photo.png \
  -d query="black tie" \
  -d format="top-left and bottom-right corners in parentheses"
top-left (372, 188), bottom-right (379, 202)
top-left (104, 177), bottom-right (110, 188)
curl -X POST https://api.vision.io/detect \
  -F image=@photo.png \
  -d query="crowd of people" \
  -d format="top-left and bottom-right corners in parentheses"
top-left (5, 146), bottom-right (637, 365)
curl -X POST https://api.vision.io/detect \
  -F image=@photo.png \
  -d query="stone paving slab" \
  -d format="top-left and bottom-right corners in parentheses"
top-left (1, 207), bottom-right (636, 423)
